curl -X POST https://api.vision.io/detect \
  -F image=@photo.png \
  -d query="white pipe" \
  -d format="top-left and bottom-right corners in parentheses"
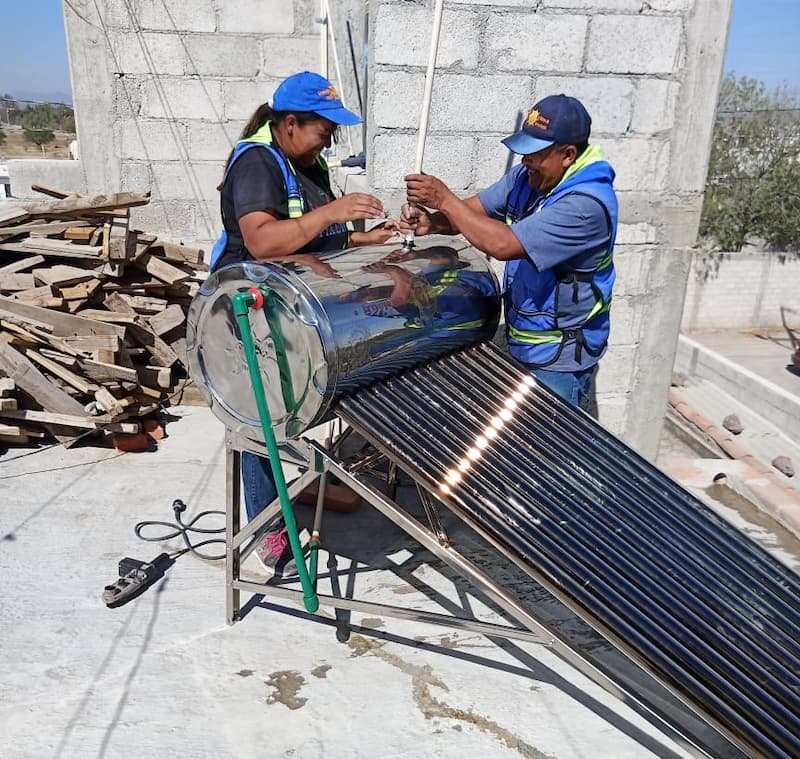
top-left (325, 0), bottom-right (355, 156)
top-left (404, 0), bottom-right (445, 251)
top-left (414, 0), bottom-right (445, 173)
top-left (319, 1), bottom-right (328, 79)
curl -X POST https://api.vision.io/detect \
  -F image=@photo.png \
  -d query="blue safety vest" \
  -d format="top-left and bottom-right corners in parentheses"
top-left (503, 157), bottom-right (617, 369)
top-left (210, 124), bottom-right (345, 271)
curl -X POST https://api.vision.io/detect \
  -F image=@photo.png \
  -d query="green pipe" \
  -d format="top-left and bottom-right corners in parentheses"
top-left (232, 289), bottom-right (319, 613)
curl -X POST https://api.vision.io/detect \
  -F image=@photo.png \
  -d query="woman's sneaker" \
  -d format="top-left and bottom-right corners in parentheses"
top-left (254, 527), bottom-right (310, 579)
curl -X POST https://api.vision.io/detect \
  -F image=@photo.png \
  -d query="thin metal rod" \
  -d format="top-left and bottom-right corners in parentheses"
top-left (324, 0), bottom-right (354, 156)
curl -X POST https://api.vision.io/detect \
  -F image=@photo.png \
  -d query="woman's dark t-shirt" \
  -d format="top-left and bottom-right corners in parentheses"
top-left (215, 146), bottom-right (347, 269)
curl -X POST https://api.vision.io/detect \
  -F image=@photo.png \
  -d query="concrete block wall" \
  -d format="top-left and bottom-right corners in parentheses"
top-left (368, 0), bottom-right (733, 457)
top-left (50, 0), bottom-right (364, 247)
top-left (682, 250), bottom-right (800, 330)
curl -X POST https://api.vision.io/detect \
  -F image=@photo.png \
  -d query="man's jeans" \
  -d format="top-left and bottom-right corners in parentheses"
top-left (241, 451), bottom-right (278, 522)
top-left (530, 364), bottom-right (598, 417)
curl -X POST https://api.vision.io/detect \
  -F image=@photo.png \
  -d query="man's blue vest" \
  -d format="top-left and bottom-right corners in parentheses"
top-left (503, 159), bottom-right (618, 369)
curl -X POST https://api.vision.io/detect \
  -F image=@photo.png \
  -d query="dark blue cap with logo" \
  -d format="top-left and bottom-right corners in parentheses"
top-left (272, 71), bottom-right (361, 126)
top-left (502, 94), bottom-right (592, 155)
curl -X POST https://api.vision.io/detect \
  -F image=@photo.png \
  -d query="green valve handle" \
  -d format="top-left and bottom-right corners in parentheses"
top-left (233, 288), bottom-right (319, 612)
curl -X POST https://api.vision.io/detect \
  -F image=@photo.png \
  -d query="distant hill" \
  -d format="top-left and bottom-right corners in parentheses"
top-left (7, 90), bottom-right (73, 107)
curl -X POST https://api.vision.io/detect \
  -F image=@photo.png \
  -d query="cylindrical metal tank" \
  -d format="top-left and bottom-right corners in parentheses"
top-left (186, 238), bottom-right (500, 441)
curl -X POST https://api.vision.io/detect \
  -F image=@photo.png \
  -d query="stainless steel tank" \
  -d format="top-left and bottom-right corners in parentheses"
top-left (186, 238), bottom-right (501, 441)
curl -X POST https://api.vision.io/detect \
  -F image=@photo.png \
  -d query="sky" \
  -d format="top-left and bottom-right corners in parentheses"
top-left (0, 0), bottom-right (798, 105)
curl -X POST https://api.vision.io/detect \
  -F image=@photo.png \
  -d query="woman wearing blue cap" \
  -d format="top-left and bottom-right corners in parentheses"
top-left (212, 71), bottom-right (396, 576)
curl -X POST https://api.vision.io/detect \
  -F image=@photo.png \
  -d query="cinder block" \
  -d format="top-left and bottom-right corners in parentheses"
top-left (534, 76), bottom-right (634, 134)
top-left (131, 201), bottom-right (199, 244)
top-left (587, 16), bottom-right (684, 74)
top-left (132, 0), bottom-right (216, 32)
top-left (374, 5), bottom-right (479, 69)
top-left (448, 0), bottom-right (533, 5)
top-left (106, 31), bottom-right (187, 75)
top-left (222, 80), bottom-right (282, 121)
top-left (258, 36), bottom-right (320, 78)
top-left (485, 13), bottom-right (587, 73)
top-left (187, 121), bottom-right (240, 162)
top-left (117, 119), bottom-right (188, 161)
top-left (601, 136), bottom-right (670, 192)
top-left (607, 294), bottom-right (645, 347)
top-left (149, 161), bottom-right (223, 203)
top-left (615, 222), bottom-right (657, 245)
top-left (474, 135), bottom-right (517, 190)
top-left (429, 74), bottom-right (531, 133)
top-left (6, 160), bottom-right (87, 199)
top-left (119, 160), bottom-right (153, 193)
top-left (371, 71), bottom-right (424, 129)
top-left (371, 133), bottom-right (474, 191)
top-left (631, 78), bottom-right (679, 134)
top-left (183, 35), bottom-right (261, 78)
top-left (140, 78), bottom-right (224, 121)
top-left (217, 0), bottom-right (294, 34)
top-left (541, 0), bottom-right (642, 11)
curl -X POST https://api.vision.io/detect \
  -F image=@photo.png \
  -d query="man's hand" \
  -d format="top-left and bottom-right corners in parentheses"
top-left (399, 203), bottom-right (433, 237)
top-left (404, 173), bottom-right (454, 210)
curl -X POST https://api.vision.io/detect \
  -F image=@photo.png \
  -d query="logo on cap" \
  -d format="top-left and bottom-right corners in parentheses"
top-left (525, 108), bottom-right (550, 132)
top-left (318, 85), bottom-right (339, 101)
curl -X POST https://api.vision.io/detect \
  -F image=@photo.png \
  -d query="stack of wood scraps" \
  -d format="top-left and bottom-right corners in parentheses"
top-left (0, 184), bottom-right (209, 450)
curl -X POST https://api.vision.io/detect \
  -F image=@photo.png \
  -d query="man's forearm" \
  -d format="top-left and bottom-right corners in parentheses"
top-left (438, 196), bottom-right (523, 260)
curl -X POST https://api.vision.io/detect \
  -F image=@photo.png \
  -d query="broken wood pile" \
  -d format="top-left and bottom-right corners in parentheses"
top-left (0, 185), bottom-right (208, 448)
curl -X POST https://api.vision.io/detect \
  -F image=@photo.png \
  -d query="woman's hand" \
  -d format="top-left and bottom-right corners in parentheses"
top-left (351, 219), bottom-right (400, 247)
top-left (325, 192), bottom-right (386, 225)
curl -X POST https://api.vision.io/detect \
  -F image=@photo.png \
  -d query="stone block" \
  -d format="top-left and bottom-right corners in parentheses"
top-left (222, 80), bottom-right (282, 121)
top-left (140, 78), bottom-right (224, 121)
top-left (371, 134), bottom-right (473, 191)
top-left (615, 222), bottom-right (657, 246)
top-left (106, 31), bottom-right (187, 76)
top-left (429, 74), bottom-right (531, 133)
top-left (474, 136), bottom-right (516, 190)
top-left (485, 13), bottom-right (587, 73)
top-left (119, 160), bottom-right (153, 193)
top-left (218, 0), bottom-right (294, 34)
top-left (183, 35), bottom-right (261, 78)
top-left (631, 78), bottom-right (679, 134)
top-left (371, 71), bottom-right (424, 130)
top-left (601, 137), bottom-right (670, 192)
top-left (117, 119), bottom-right (188, 161)
top-left (131, 201), bottom-right (198, 243)
top-left (131, 0), bottom-right (216, 32)
top-left (374, 6), bottom-right (479, 69)
top-left (149, 161), bottom-right (223, 203)
top-left (259, 36), bottom-right (320, 77)
top-left (534, 76), bottom-right (634, 134)
top-left (587, 16), bottom-right (684, 74)
top-left (187, 121), bottom-right (241, 162)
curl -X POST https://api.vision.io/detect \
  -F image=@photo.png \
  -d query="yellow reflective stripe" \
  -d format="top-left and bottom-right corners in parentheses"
top-left (287, 198), bottom-right (303, 219)
top-left (508, 325), bottom-right (563, 344)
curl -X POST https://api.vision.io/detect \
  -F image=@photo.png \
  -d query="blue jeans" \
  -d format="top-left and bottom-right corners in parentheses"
top-left (531, 364), bottom-right (598, 417)
top-left (241, 451), bottom-right (279, 523)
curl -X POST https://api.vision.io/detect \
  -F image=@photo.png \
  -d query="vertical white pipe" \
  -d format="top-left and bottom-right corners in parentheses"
top-left (414, 0), bottom-right (445, 173)
top-left (325, 0), bottom-right (355, 156)
top-left (320, 0), bottom-right (328, 79)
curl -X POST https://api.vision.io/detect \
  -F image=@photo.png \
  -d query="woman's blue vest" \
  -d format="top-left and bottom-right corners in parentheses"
top-left (503, 160), bottom-right (617, 370)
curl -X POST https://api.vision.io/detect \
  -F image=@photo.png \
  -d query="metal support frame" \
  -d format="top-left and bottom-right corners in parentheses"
top-left (223, 428), bottom-right (712, 758)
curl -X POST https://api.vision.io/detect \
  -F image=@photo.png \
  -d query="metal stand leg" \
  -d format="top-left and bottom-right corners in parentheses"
top-left (226, 438), bottom-right (241, 625)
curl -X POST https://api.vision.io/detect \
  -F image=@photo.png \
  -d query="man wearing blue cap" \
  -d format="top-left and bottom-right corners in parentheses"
top-left (402, 94), bottom-right (618, 414)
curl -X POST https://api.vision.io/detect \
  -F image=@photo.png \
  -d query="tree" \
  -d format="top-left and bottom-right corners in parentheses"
top-left (23, 128), bottom-right (55, 156)
top-left (700, 74), bottom-right (800, 252)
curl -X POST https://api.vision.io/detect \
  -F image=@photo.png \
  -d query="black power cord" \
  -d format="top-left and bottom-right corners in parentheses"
top-left (134, 498), bottom-right (226, 561)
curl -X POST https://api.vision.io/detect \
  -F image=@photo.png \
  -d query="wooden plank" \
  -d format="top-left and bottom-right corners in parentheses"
top-left (0, 273), bottom-right (36, 292)
top-left (16, 191), bottom-right (152, 218)
top-left (0, 397), bottom-right (18, 411)
top-left (0, 336), bottom-right (87, 418)
top-left (0, 297), bottom-right (124, 337)
top-left (150, 240), bottom-right (205, 265)
top-left (78, 309), bottom-right (138, 324)
top-left (0, 408), bottom-right (138, 433)
top-left (129, 323), bottom-right (179, 367)
top-left (0, 255), bottom-right (46, 275)
top-left (26, 349), bottom-right (98, 395)
top-left (76, 358), bottom-right (138, 383)
top-left (94, 387), bottom-right (126, 416)
top-left (0, 240), bottom-right (102, 261)
top-left (57, 278), bottom-right (101, 301)
top-left (64, 226), bottom-right (97, 241)
top-left (0, 206), bottom-right (28, 227)
top-left (135, 253), bottom-right (190, 285)
top-left (148, 303), bottom-right (185, 336)
top-left (62, 334), bottom-right (120, 353)
top-left (137, 365), bottom-right (172, 389)
top-left (107, 215), bottom-right (134, 261)
top-left (1, 220), bottom-right (86, 237)
top-left (30, 183), bottom-right (75, 199)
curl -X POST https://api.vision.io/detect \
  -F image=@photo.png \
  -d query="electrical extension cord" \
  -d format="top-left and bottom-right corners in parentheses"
top-left (102, 553), bottom-right (174, 608)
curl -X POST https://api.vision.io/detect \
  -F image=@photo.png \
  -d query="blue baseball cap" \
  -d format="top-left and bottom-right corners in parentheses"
top-left (272, 71), bottom-right (361, 126)
top-left (502, 94), bottom-right (591, 155)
